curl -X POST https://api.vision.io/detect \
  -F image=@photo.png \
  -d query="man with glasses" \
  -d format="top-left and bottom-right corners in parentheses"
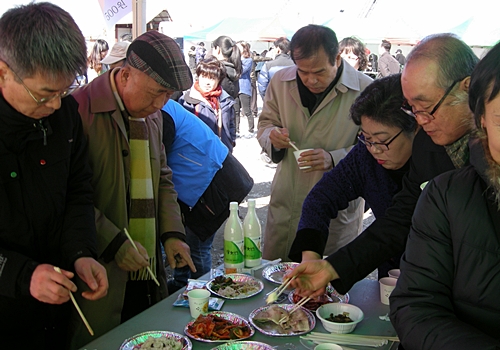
top-left (0, 3), bottom-right (108, 349)
top-left (288, 33), bottom-right (479, 297)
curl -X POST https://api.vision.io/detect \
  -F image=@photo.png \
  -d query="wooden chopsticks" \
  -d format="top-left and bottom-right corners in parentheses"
top-left (53, 266), bottom-right (94, 336)
top-left (266, 275), bottom-right (296, 304)
top-left (278, 296), bottom-right (311, 324)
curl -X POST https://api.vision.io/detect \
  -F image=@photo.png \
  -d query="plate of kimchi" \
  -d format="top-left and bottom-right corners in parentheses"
top-left (184, 311), bottom-right (255, 343)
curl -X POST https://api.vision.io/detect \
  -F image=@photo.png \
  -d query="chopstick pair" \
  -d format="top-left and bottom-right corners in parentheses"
top-left (266, 275), bottom-right (296, 304)
top-left (123, 228), bottom-right (160, 287)
top-left (278, 296), bottom-right (311, 324)
top-left (53, 266), bottom-right (94, 336)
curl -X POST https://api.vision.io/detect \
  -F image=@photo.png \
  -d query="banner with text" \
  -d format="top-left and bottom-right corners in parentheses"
top-left (98, 0), bottom-right (133, 29)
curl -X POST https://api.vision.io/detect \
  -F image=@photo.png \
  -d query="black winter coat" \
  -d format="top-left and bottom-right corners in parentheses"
top-left (390, 139), bottom-right (500, 349)
top-left (0, 94), bottom-right (96, 342)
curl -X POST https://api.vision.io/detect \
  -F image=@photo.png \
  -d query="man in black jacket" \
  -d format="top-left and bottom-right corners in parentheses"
top-left (0, 3), bottom-right (108, 348)
top-left (288, 33), bottom-right (479, 296)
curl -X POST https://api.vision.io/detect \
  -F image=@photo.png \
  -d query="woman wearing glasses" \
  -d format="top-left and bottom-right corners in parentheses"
top-left (289, 73), bottom-right (418, 278)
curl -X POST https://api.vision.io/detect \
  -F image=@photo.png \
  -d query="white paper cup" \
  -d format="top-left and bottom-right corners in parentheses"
top-left (187, 289), bottom-right (210, 318)
top-left (314, 344), bottom-right (343, 350)
top-left (388, 269), bottom-right (401, 279)
top-left (379, 277), bottom-right (398, 305)
top-left (293, 148), bottom-right (313, 170)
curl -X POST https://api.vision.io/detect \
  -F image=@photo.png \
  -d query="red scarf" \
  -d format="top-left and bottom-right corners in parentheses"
top-left (194, 81), bottom-right (222, 110)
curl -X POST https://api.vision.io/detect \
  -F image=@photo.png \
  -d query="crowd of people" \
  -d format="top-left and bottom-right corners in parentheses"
top-left (1, 2), bottom-right (500, 350)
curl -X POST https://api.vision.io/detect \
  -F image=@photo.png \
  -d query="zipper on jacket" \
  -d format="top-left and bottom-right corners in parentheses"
top-left (34, 119), bottom-right (47, 146)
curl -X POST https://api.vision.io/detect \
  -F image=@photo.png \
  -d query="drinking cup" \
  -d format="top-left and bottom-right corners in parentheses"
top-left (379, 277), bottom-right (398, 305)
top-left (293, 149), bottom-right (313, 170)
top-left (187, 289), bottom-right (210, 318)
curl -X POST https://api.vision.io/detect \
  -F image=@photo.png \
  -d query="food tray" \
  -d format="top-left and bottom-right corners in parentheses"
top-left (249, 304), bottom-right (315, 337)
top-left (120, 330), bottom-right (192, 350)
top-left (210, 341), bottom-right (275, 350)
top-left (261, 262), bottom-right (299, 284)
top-left (184, 311), bottom-right (255, 343)
top-left (207, 274), bottom-right (264, 299)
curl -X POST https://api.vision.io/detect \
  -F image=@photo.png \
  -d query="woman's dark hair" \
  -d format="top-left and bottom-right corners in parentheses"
top-left (290, 24), bottom-right (339, 66)
top-left (196, 56), bottom-right (227, 83)
top-left (88, 39), bottom-right (109, 70)
top-left (339, 36), bottom-right (368, 71)
top-left (212, 35), bottom-right (242, 75)
top-left (469, 41), bottom-right (500, 128)
top-left (350, 74), bottom-right (417, 135)
top-left (237, 40), bottom-right (251, 58)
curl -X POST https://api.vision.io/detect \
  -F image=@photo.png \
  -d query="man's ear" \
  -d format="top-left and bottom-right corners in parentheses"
top-left (0, 60), bottom-right (10, 86)
top-left (335, 53), bottom-right (342, 67)
top-left (461, 76), bottom-right (471, 93)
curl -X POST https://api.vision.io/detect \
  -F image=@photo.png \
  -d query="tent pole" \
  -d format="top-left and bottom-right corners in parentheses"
top-left (132, 0), bottom-right (146, 39)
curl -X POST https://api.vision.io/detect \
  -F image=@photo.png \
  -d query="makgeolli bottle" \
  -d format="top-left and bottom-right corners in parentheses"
top-left (243, 198), bottom-right (262, 267)
top-left (224, 202), bottom-right (244, 273)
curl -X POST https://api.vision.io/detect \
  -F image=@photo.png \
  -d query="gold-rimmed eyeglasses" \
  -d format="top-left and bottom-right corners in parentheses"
top-left (9, 67), bottom-right (78, 106)
top-left (358, 129), bottom-right (404, 152)
top-left (400, 79), bottom-right (461, 121)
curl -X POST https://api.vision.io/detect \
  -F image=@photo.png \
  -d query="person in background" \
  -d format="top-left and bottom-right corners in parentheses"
top-left (0, 3), bottom-right (108, 348)
top-left (161, 100), bottom-right (253, 293)
top-left (390, 40), bottom-right (500, 350)
top-left (338, 36), bottom-right (368, 72)
top-left (257, 24), bottom-right (372, 261)
top-left (195, 42), bottom-right (206, 64)
top-left (188, 45), bottom-right (197, 75)
top-left (100, 41), bottom-right (130, 70)
top-left (395, 48), bottom-right (406, 67)
top-left (257, 37), bottom-right (294, 99)
top-left (69, 31), bottom-right (195, 348)
top-left (377, 39), bottom-right (400, 77)
top-left (236, 40), bottom-right (254, 137)
top-left (289, 74), bottom-right (418, 279)
top-left (87, 38), bottom-right (109, 82)
top-left (178, 56), bottom-right (237, 152)
top-left (287, 33), bottom-right (478, 299)
top-left (211, 35), bottom-right (242, 104)
top-left (252, 50), bottom-right (272, 118)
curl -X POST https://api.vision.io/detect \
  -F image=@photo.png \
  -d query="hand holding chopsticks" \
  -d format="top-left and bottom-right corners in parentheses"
top-left (53, 266), bottom-right (94, 336)
top-left (123, 228), bottom-right (160, 287)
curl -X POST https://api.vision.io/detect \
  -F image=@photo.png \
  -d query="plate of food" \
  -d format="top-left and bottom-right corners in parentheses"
top-left (184, 311), bottom-right (254, 343)
top-left (210, 341), bottom-right (275, 350)
top-left (261, 262), bottom-right (299, 284)
top-left (288, 285), bottom-right (349, 311)
top-left (207, 274), bottom-right (264, 299)
top-left (120, 330), bottom-right (192, 350)
top-left (249, 304), bottom-right (315, 336)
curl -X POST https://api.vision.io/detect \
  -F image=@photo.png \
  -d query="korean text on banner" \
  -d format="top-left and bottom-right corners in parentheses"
top-left (98, 0), bottom-right (132, 29)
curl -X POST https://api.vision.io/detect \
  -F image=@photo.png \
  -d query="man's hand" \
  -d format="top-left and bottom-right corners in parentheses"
top-left (74, 257), bottom-right (108, 300)
top-left (269, 127), bottom-right (292, 149)
top-left (164, 237), bottom-right (196, 273)
top-left (30, 264), bottom-right (75, 304)
top-left (286, 260), bottom-right (339, 298)
top-left (115, 240), bottom-right (150, 271)
top-left (298, 149), bottom-right (334, 172)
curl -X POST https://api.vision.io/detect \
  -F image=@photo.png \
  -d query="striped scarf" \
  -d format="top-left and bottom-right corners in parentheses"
top-left (128, 117), bottom-right (157, 281)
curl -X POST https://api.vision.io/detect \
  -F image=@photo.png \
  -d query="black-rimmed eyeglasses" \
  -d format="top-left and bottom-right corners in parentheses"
top-left (9, 67), bottom-right (77, 106)
top-left (358, 129), bottom-right (404, 151)
top-left (400, 80), bottom-right (460, 121)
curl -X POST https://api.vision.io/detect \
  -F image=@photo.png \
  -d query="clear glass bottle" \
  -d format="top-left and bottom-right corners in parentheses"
top-left (243, 198), bottom-right (262, 267)
top-left (224, 202), bottom-right (244, 273)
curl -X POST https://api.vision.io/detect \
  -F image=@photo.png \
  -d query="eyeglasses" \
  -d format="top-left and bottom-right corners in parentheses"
top-left (358, 129), bottom-right (404, 151)
top-left (400, 79), bottom-right (460, 121)
top-left (9, 67), bottom-right (77, 106)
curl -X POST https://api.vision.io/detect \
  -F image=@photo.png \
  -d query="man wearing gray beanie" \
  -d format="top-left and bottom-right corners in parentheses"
top-left (69, 30), bottom-right (195, 348)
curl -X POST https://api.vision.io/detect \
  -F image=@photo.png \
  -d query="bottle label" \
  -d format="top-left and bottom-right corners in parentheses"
top-left (224, 240), bottom-right (244, 264)
top-left (244, 237), bottom-right (262, 260)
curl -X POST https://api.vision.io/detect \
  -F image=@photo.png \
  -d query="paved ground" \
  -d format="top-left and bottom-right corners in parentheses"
top-left (166, 115), bottom-right (377, 281)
